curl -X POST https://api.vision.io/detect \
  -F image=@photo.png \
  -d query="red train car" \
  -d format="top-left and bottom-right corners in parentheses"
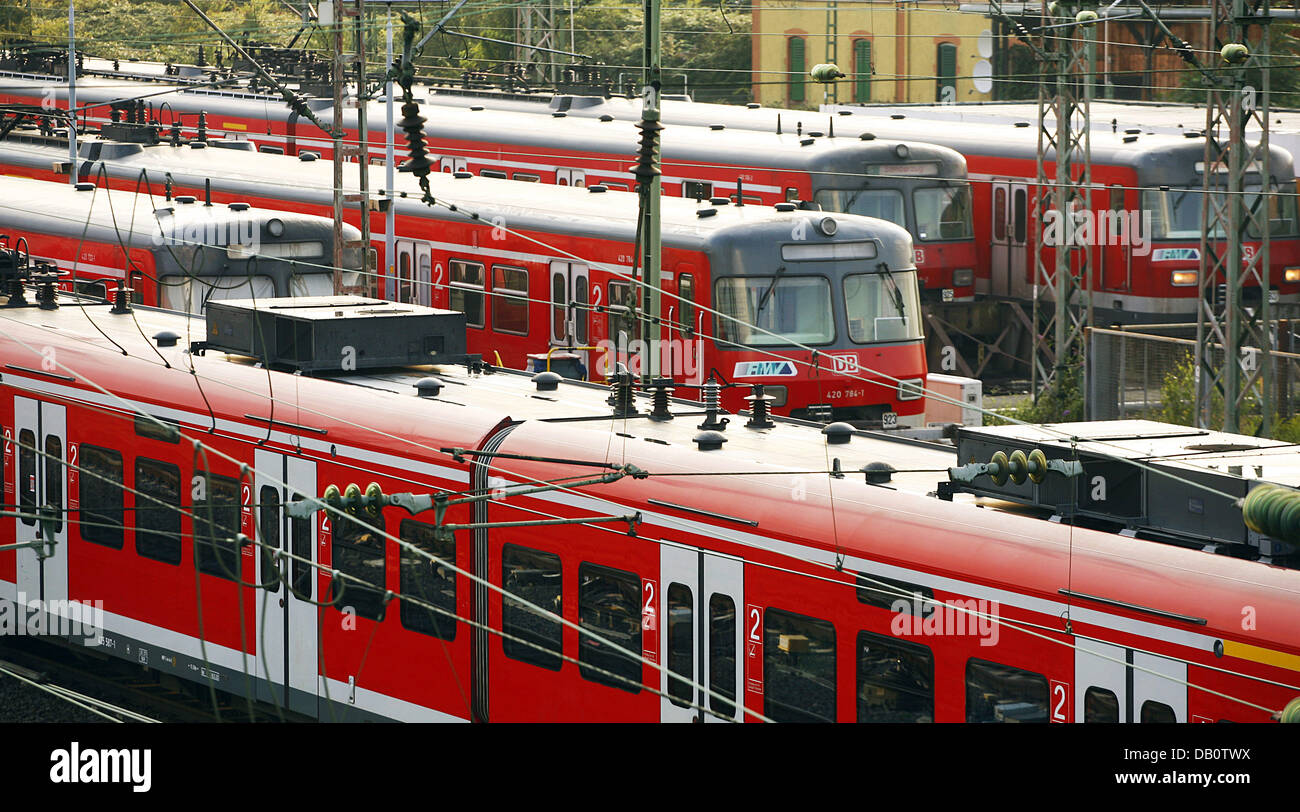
top-left (1, 290), bottom-right (1298, 722)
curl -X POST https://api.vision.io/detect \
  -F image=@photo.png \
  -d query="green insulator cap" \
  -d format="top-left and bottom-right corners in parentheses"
top-left (989, 450), bottom-right (1010, 487)
top-left (1281, 696), bottom-right (1300, 724)
top-left (1075, 9), bottom-right (1098, 23)
top-left (810, 63), bottom-right (845, 83)
top-left (323, 483), bottom-right (341, 505)
top-left (1221, 43), bottom-right (1249, 64)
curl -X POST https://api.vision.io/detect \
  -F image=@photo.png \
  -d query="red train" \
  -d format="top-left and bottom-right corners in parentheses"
top-left (0, 66), bottom-right (979, 301)
top-left (413, 89), bottom-right (1300, 324)
top-left (0, 129), bottom-right (928, 424)
top-left (1, 287), bottom-right (1298, 722)
top-left (0, 174), bottom-right (362, 310)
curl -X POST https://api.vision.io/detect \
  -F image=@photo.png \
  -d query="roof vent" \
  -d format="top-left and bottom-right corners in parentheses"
top-left (1013, 121), bottom-right (1031, 128)
top-left (800, 138), bottom-right (815, 146)
top-left (822, 421), bottom-right (854, 445)
top-left (808, 131), bottom-right (824, 138)
top-left (74, 182), bottom-right (95, 191)
top-left (175, 195), bottom-right (196, 204)
top-left (746, 103), bottom-right (761, 109)
top-left (774, 202), bottom-right (796, 212)
top-left (694, 430), bottom-right (727, 451)
top-left (190, 141), bottom-right (207, 149)
top-left (599, 114), bottom-right (614, 122)
top-left (552, 111), bottom-right (566, 118)
top-left (413, 376), bottom-right (445, 397)
top-left (696, 207), bottom-right (717, 218)
top-left (1125, 128), bottom-right (1141, 134)
top-left (837, 110), bottom-right (853, 116)
top-left (588, 184), bottom-right (608, 193)
top-left (1184, 130), bottom-right (1203, 138)
top-left (469, 105), bottom-right (484, 111)
top-left (1123, 135), bottom-right (1138, 143)
top-left (453, 171), bottom-right (472, 179)
top-left (299, 151), bottom-right (319, 162)
top-left (710, 124), bottom-right (725, 131)
top-left (862, 461), bottom-right (896, 484)
top-left (709, 196), bottom-right (729, 206)
top-left (890, 114), bottom-right (905, 120)
top-left (228, 201), bottom-right (250, 211)
top-left (859, 132), bottom-right (875, 141)
top-left (532, 370), bottom-right (562, 391)
top-left (154, 330), bottom-right (181, 348)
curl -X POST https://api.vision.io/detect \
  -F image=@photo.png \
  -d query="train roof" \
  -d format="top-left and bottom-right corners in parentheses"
top-left (0, 132), bottom-right (918, 264)
top-left (0, 172), bottom-right (356, 253)
top-left (3, 294), bottom-right (1299, 651)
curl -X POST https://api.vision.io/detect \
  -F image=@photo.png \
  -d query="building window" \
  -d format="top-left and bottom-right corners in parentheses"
top-left (853, 40), bottom-right (872, 102)
top-left (194, 473), bottom-right (242, 581)
top-left (135, 457), bottom-right (182, 565)
top-left (399, 519), bottom-right (457, 640)
top-left (502, 544), bottom-right (563, 670)
top-left (80, 445), bottom-right (124, 549)
top-left (936, 42), bottom-right (958, 101)
top-left (450, 260), bottom-right (485, 328)
top-left (578, 562), bottom-right (643, 693)
top-left (965, 658), bottom-right (1049, 722)
top-left (788, 36), bottom-right (806, 103)
top-left (857, 631), bottom-right (934, 722)
top-left (330, 511), bottom-right (387, 621)
top-left (492, 265), bottom-right (529, 336)
top-left (764, 607), bottom-right (836, 722)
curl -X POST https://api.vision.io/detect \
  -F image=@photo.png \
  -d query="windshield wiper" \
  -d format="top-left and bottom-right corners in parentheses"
top-left (877, 262), bottom-right (906, 319)
top-left (756, 265), bottom-right (786, 316)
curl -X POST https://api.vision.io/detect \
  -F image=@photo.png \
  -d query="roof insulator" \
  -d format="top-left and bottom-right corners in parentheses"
top-left (822, 421), bottom-right (854, 445)
top-left (862, 462), bottom-right (895, 485)
top-left (532, 370), bottom-right (562, 391)
top-left (413, 377), bottom-right (444, 397)
top-left (694, 430), bottom-right (728, 451)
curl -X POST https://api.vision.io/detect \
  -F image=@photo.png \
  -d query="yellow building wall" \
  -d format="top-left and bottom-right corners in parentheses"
top-left (752, 1), bottom-right (993, 107)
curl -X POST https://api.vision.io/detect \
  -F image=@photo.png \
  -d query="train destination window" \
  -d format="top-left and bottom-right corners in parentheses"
top-left (134, 458), bottom-right (182, 565)
top-left (764, 608), bottom-right (837, 722)
top-left (855, 572), bottom-right (934, 616)
top-left (667, 582), bottom-right (693, 707)
top-left (80, 445), bottom-right (124, 549)
top-left (578, 562), bottom-right (643, 693)
top-left (44, 435), bottom-right (63, 534)
top-left (135, 415), bottom-right (180, 444)
top-left (399, 519), bottom-right (456, 641)
top-left (710, 593), bottom-right (737, 719)
top-left (330, 512), bottom-right (388, 621)
top-left (491, 266), bottom-right (529, 336)
top-left (1141, 700), bottom-right (1177, 723)
top-left (259, 485), bottom-right (280, 586)
top-left (18, 430), bottom-right (35, 527)
top-left (965, 659), bottom-right (1049, 722)
top-left (194, 473), bottom-right (242, 580)
top-left (1084, 687), bottom-right (1120, 723)
top-left (450, 259), bottom-right (486, 328)
top-left (857, 631), bottom-right (934, 722)
top-left (502, 544), bottom-right (563, 671)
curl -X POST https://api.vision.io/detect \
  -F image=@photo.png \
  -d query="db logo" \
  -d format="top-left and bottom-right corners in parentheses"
top-left (1243, 245), bottom-right (1258, 263)
top-left (913, 248), bottom-right (925, 265)
top-left (828, 353), bottom-right (860, 374)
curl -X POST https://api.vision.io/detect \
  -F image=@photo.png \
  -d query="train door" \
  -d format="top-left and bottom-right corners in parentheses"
top-left (549, 261), bottom-right (590, 369)
top-left (253, 449), bottom-right (319, 717)
top-left (990, 181), bottom-right (1010, 297)
top-left (556, 168), bottom-right (586, 188)
top-left (1099, 184), bottom-right (1132, 292)
top-left (990, 179), bottom-right (1028, 298)
top-left (1074, 639), bottom-right (1186, 722)
top-left (13, 396), bottom-right (68, 625)
top-left (394, 240), bottom-right (434, 306)
top-left (659, 542), bottom-right (744, 723)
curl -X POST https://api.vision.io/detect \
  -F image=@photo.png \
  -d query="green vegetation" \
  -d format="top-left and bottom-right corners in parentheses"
top-left (1151, 351), bottom-right (1300, 442)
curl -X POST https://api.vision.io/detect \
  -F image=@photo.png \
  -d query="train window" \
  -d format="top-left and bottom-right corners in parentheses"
top-left (258, 145), bottom-right (284, 155)
top-left (491, 266), bottom-right (529, 336)
top-left (857, 630), bottom-right (934, 722)
top-left (578, 562), bottom-right (642, 693)
top-left (965, 659), bottom-right (1048, 723)
top-left (855, 572), bottom-right (934, 617)
top-left (1013, 188), bottom-right (1028, 244)
top-left (480, 169), bottom-right (507, 179)
top-left (398, 249), bottom-right (413, 304)
top-left (330, 511), bottom-right (388, 622)
top-left (194, 473), bottom-right (241, 581)
top-left (134, 457), bottom-right (182, 565)
top-left (80, 445), bottom-right (124, 550)
top-left (18, 430), bottom-right (35, 527)
top-left (814, 188), bottom-right (905, 226)
top-left (764, 608), bottom-right (836, 722)
top-left (502, 544), bottom-right (563, 671)
top-left (450, 260), bottom-right (485, 328)
top-left (135, 415), bottom-right (180, 444)
top-left (288, 273), bottom-right (334, 298)
top-left (551, 275), bottom-right (568, 342)
top-left (398, 519), bottom-right (456, 641)
top-left (1140, 700), bottom-right (1177, 723)
top-left (603, 183), bottom-right (629, 191)
top-left (914, 185), bottom-right (974, 240)
top-left (44, 435), bottom-right (63, 534)
top-left (73, 280), bottom-right (109, 300)
top-left (710, 593), bottom-right (737, 719)
top-left (512, 173), bottom-right (540, 183)
top-left (1108, 184), bottom-right (1125, 211)
top-left (678, 273), bottom-right (695, 338)
top-left (785, 187), bottom-right (800, 202)
top-left (259, 485), bottom-right (280, 587)
top-left (715, 275), bottom-right (834, 347)
top-left (1084, 687), bottom-right (1120, 723)
top-left (667, 582), bottom-right (693, 707)
top-left (290, 495), bottom-right (312, 598)
top-left (993, 187), bottom-right (1007, 241)
top-left (608, 281), bottom-right (635, 344)
top-left (682, 181), bottom-right (713, 201)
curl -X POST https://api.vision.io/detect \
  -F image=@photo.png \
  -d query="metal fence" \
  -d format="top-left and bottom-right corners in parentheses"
top-left (1087, 325), bottom-right (1300, 434)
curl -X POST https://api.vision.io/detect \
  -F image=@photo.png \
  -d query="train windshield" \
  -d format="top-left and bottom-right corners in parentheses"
top-left (290, 272), bottom-right (337, 297)
top-left (813, 188), bottom-right (906, 226)
top-left (913, 184), bottom-right (974, 241)
top-left (845, 271), bottom-right (923, 342)
top-left (159, 274), bottom-right (275, 313)
top-left (715, 275), bottom-right (835, 346)
top-left (1142, 181), bottom-right (1300, 240)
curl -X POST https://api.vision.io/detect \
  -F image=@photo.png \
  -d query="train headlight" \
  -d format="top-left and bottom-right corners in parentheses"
top-left (952, 268), bottom-right (974, 287)
top-left (1285, 267), bottom-right (1300, 283)
top-left (266, 218), bottom-right (285, 237)
top-left (1170, 270), bottom-right (1198, 287)
top-left (817, 216), bottom-right (838, 236)
top-left (765, 385), bottom-right (788, 407)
